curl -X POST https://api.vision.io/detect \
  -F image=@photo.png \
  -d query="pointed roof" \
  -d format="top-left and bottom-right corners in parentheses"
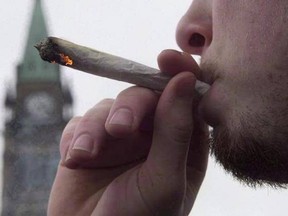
top-left (18, 0), bottom-right (60, 83)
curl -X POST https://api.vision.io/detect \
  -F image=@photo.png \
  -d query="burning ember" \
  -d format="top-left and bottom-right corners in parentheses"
top-left (59, 53), bottom-right (73, 65)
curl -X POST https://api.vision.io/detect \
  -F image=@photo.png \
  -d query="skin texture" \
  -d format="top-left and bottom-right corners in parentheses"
top-left (49, 0), bottom-right (288, 215)
top-left (48, 51), bottom-right (209, 216)
top-left (177, 0), bottom-right (288, 186)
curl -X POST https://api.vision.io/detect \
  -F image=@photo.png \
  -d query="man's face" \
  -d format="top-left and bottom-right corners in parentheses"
top-left (176, 0), bottom-right (288, 186)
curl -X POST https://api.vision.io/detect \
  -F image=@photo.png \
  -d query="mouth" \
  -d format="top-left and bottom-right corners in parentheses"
top-left (197, 72), bottom-right (222, 126)
top-left (195, 79), bottom-right (211, 98)
top-left (194, 69), bottom-right (216, 103)
top-left (199, 68), bottom-right (217, 86)
top-left (198, 54), bottom-right (219, 86)
top-left (194, 53), bottom-right (226, 127)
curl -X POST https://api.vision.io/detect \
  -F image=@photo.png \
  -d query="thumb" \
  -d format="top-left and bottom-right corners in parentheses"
top-left (137, 72), bottom-right (196, 214)
top-left (147, 71), bottom-right (196, 175)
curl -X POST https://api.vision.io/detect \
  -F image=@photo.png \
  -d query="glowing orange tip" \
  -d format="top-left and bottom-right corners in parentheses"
top-left (60, 53), bottom-right (73, 65)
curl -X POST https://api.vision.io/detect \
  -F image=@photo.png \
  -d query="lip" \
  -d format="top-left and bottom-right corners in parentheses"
top-left (197, 78), bottom-right (227, 127)
top-left (199, 68), bottom-right (217, 86)
top-left (196, 55), bottom-right (224, 126)
top-left (197, 64), bottom-right (221, 126)
top-left (197, 55), bottom-right (219, 86)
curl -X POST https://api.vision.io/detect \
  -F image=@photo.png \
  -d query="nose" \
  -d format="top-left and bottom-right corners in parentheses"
top-left (176, 0), bottom-right (212, 55)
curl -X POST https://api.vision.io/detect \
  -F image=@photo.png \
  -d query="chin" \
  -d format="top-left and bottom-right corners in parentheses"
top-left (209, 115), bottom-right (288, 188)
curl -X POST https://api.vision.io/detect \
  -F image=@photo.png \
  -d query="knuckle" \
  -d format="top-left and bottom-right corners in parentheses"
top-left (64, 116), bottom-right (82, 132)
top-left (60, 118), bottom-right (81, 151)
top-left (60, 129), bottom-right (74, 145)
top-left (69, 116), bottom-right (82, 123)
top-left (60, 125), bottom-right (76, 145)
top-left (97, 98), bottom-right (114, 106)
top-left (87, 99), bottom-right (114, 116)
top-left (117, 86), bottom-right (156, 101)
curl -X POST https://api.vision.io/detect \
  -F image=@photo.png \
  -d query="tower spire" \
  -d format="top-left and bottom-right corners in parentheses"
top-left (18, 0), bottom-right (60, 83)
top-left (2, 1), bottom-right (73, 215)
top-left (24, 0), bottom-right (48, 59)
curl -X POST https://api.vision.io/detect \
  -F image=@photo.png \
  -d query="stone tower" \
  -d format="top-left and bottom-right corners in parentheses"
top-left (2, 0), bottom-right (73, 215)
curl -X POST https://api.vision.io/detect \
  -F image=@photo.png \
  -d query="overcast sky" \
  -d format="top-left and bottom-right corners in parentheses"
top-left (1, 0), bottom-right (287, 215)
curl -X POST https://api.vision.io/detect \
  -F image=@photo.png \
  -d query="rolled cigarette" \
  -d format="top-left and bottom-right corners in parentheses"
top-left (35, 37), bottom-right (210, 96)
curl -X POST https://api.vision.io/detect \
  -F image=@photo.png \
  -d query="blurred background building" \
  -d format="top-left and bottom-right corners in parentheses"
top-left (1, 0), bottom-right (73, 215)
top-left (1, 0), bottom-right (287, 215)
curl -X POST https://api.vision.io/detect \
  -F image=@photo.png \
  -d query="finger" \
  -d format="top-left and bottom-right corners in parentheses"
top-left (187, 117), bottom-right (209, 175)
top-left (186, 89), bottom-right (209, 174)
top-left (157, 49), bottom-right (201, 79)
top-left (64, 99), bottom-right (114, 168)
top-left (181, 116), bottom-right (209, 212)
top-left (59, 116), bottom-right (82, 163)
top-left (186, 116), bottom-right (209, 203)
top-left (147, 72), bottom-right (196, 174)
top-left (105, 86), bottom-right (159, 138)
top-left (136, 72), bottom-right (196, 213)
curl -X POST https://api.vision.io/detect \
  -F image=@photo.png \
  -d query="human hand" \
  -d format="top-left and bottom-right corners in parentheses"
top-left (48, 50), bottom-right (209, 216)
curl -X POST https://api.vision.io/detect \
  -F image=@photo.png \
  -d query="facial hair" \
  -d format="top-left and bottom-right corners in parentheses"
top-left (200, 57), bottom-right (288, 187)
top-left (210, 113), bottom-right (288, 187)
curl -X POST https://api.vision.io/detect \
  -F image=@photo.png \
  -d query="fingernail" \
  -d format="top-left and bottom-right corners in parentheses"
top-left (72, 134), bottom-right (94, 153)
top-left (109, 108), bottom-right (133, 127)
